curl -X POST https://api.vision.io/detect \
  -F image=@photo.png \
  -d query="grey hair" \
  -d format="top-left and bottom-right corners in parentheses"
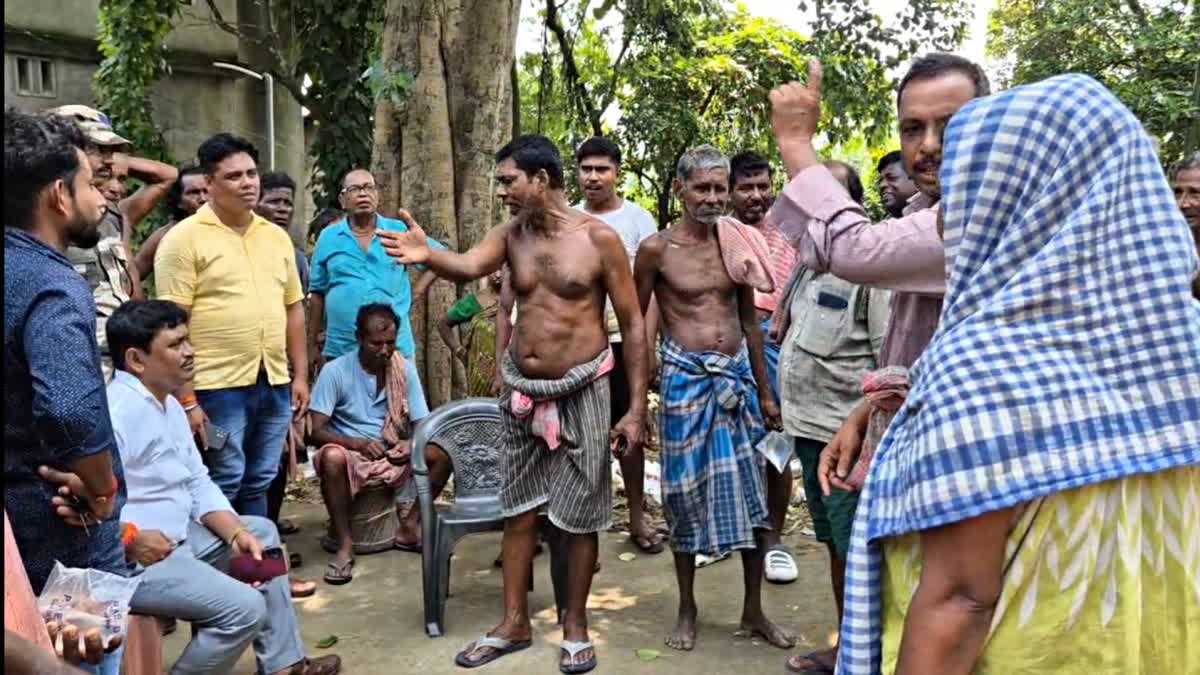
top-left (676, 144), bottom-right (730, 182)
top-left (1173, 151), bottom-right (1200, 180)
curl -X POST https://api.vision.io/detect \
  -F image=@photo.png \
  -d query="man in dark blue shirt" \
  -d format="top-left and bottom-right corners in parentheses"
top-left (4, 109), bottom-right (127, 594)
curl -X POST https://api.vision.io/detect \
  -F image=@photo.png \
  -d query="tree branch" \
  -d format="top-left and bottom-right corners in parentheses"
top-left (544, 0), bottom-right (603, 135)
top-left (202, 0), bottom-right (307, 106)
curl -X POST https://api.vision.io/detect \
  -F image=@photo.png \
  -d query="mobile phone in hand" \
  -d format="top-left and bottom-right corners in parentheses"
top-left (229, 547), bottom-right (287, 584)
top-left (202, 421), bottom-right (229, 451)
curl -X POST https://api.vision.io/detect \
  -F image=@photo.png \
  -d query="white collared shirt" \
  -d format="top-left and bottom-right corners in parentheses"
top-left (107, 371), bottom-right (233, 542)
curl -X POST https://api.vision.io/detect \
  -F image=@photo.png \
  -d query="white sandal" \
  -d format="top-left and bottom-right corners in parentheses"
top-left (764, 545), bottom-right (798, 584)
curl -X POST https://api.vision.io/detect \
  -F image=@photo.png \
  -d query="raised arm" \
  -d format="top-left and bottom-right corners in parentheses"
top-left (380, 211), bottom-right (508, 282)
top-left (769, 60), bottom-right (944, 296)
top-left (119, 155), bottom-right (178, 230)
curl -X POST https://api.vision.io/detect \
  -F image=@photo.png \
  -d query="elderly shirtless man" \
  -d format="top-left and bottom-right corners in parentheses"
top-left (636, 145), bottom-right (794, 653)
top-left (381, 134), bottom-right (648, 674)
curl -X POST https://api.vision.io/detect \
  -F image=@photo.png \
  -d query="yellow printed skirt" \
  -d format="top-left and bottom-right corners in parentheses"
top-left (880, 464), bottom-right (1199, 674)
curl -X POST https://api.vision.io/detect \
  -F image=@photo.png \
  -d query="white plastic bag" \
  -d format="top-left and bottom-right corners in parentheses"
top-left (38, 562), bottom-right (141, 644)
top-left (755, 431), bottom-right (794, 474)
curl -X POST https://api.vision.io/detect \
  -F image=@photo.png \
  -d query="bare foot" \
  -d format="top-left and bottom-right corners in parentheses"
top-left (739, 612), bottom-right (796, 649)
top-left (786, 648), bottom-right (838, 673)
top-left (665, 609), bottom-right (697, 651)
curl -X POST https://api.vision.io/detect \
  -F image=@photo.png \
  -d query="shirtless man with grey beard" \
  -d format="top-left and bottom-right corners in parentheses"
top-left (635, 144), bottom-right (792, 654)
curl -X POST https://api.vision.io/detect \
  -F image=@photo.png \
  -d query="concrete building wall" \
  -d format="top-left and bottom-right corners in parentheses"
top-left (2, 0), bottom-right (310, 237)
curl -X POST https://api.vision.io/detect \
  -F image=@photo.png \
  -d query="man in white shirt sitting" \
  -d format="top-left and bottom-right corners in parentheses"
top-left (103, 300), bottom-right (341, 675)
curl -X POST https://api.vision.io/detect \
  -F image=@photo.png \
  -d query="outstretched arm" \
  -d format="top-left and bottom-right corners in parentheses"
top-left (740, 283), bottom-right (781, 430)
top-left (379, 211), bottom-right (508, 282)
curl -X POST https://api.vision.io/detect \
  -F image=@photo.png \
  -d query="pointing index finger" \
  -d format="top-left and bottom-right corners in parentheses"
top-left (806, 59), bottom-right (823, 95)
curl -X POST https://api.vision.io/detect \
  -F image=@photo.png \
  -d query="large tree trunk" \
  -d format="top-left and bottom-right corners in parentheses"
top-left (371, 0), bottom-right (520, 407)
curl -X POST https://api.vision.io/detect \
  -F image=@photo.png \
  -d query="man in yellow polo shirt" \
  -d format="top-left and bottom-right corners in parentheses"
top-left (155, 133), bottom-right (309, 519)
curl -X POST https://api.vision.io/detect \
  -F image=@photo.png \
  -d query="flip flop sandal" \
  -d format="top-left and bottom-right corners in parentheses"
top-left (784, 650), bottom-right (836, 674)
top-left (278, 519), bottom-right (300, 535)
top-left (454, 635), bottom-right (532, 669)
top-left (558, 639), bottom-right (597, 674)
top-left (290, 576), bottom-right (318, 598)
top-left (764, 545), bottom-right (799, 584)
top-left (322, 559), bottom-right (354, 586)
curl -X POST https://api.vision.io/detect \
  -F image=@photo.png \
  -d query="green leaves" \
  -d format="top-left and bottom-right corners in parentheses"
top-left (316, 635), bottom-right (338, 649)
top-left (93, 0), bottom-right (181, 165)
top-left (363, 61), bottom-right (416, 108)
top-left (521, 0), bottom-right (969, 223)
top-left (292, 0), bottom-right (385, 207)
top-left (634, 648), bottom-right (661, 661)
top-left (988, 0), bottom-right (1199, 164)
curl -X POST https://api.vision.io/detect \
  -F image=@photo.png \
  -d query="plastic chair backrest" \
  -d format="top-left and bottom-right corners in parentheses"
top-left (411, 398), bottom-right (504, 501)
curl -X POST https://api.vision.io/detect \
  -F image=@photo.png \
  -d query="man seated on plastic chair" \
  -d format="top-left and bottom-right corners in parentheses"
top-left (308, 302), bottom-right (434, 585)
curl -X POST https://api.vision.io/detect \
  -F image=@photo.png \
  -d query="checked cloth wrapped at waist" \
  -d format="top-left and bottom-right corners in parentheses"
top-left (509, 349), bottom-right (615, 450)
top-left (846, 366), bottom-right (910, 490)
top-left (500, 348), bottom-right (616, 533)
top-left (313, 351), bottom-right (414, 499)
top-left (658, 335), bottom-right (769, 555)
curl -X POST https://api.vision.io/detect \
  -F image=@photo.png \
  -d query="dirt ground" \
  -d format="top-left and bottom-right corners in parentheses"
top-left (163, 499), bottom-right (838, 674)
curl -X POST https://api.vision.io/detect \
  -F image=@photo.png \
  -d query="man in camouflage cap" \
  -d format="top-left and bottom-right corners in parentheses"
top-left (49, 105), bottom-right (178, 380)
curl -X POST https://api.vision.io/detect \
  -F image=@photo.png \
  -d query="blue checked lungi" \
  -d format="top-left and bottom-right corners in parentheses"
top-left (658, 335), bottom-right (769, 556)
top-left (836, 74), bottom-right (1200, 674)
top-left (759, 317), bottom-right (781, 403)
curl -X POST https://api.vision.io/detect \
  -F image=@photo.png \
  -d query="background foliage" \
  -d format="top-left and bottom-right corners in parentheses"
top-left (94, 0), bottom-right (181, 243)
top-left (988, 0), bottom-right (1200, 164)
top-left (521, 0), bottom-right (970, 223)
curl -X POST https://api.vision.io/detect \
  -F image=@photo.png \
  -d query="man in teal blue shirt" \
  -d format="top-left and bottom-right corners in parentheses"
top-left (308, 169), bottom-right (447, 373)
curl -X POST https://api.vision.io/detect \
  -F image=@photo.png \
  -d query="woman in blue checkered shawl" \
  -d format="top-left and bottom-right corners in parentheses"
top-left (835, 74), bottom-right (1200, 674)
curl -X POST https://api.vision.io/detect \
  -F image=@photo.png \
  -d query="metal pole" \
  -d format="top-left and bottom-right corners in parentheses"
top-left (264, 72), bottom-right (275, 170)
top-left (212, 61), bottom-right (274, 169)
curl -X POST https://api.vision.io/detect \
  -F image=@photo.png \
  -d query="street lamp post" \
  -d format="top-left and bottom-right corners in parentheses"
top-left (212, 61), bottom-right (275, 170)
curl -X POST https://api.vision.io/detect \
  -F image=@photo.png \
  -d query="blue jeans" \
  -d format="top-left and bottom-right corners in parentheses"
top-left (127, 517), bottom-right (305, 674)
top-left (198, 371), bottom-right (292, 518)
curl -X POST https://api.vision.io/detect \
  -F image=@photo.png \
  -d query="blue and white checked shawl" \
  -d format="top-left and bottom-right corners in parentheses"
top-left (837, 74), bottom-right (1200, 674)
top-left (658, 335), bottom-right (770, 555)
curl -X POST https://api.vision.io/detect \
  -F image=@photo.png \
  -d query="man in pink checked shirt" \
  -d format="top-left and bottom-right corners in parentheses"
top-left (767, 53), bottom-right (991, 675)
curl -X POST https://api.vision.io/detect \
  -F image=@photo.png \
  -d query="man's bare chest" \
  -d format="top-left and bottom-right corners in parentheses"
top-left (508, 236), bottom-right (602, 300)
top-left (659, 239), bottom-right (733, 299)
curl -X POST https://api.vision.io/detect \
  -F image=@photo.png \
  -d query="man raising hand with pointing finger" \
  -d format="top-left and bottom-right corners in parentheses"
top-left (767, 54), bottom-right (990, 675)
